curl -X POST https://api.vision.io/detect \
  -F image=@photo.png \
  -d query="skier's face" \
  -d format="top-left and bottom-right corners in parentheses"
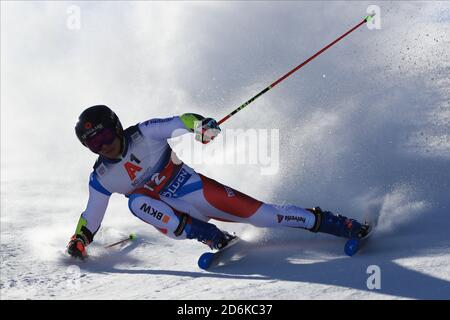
top-left (97, 136), bottom-right (121, 159)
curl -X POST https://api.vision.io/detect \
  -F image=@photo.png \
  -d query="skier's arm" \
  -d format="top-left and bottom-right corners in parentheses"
top-left (138, 116), bottom-right (190, 141)
top-left (139, 114), bottom-right (221, 143)
top-left (67, 178), bottom-right (111, 259)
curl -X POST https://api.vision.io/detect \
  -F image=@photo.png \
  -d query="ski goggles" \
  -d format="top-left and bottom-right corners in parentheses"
top-left (84, 128), bottom-right (117, 153)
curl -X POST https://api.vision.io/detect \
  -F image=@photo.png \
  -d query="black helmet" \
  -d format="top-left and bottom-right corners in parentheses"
top-left (75, 105), bottom-right (123, 150)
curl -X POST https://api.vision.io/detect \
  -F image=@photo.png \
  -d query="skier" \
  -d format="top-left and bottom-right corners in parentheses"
top-left (67, 105), bottom-right (369, 259)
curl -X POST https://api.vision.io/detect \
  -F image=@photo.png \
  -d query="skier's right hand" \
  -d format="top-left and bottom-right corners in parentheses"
top-left (67, 234), bottom-right (88, 259)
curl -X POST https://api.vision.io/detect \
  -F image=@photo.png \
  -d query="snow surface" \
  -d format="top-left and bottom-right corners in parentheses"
top-left (1, 1), bottom-right (450, 300)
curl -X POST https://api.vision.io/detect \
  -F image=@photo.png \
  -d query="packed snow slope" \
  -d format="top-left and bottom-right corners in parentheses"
top-left (1, 2), bottom-right (449, 299)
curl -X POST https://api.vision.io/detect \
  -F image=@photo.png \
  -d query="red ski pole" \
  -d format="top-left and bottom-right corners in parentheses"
top-left (218, 14), bottom-right (375, 125)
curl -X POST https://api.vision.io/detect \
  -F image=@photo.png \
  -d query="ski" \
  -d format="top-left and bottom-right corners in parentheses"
top-left (198, 236), bottom-right (241, 270)
top-left (344, 213), bottom-right (380, 256)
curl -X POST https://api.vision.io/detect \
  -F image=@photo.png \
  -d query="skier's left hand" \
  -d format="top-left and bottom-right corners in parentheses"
top-left (195, 118), bottom-right (221, 144)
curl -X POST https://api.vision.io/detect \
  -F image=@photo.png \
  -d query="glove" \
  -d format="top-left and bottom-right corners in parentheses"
top-left (67, 234), bottom-right (88, 259)
top-left (194, 118), bottom-right (221, 144)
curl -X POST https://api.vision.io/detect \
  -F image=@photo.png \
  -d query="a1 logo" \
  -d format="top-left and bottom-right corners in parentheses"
top-left (124, 154), bottom-right (142, 180)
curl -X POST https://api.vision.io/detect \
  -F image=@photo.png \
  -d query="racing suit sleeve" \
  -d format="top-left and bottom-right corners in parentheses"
top-left (74, 185), bottom-right (110, 244)
top-left (138, 114), bottom-right (205, 141)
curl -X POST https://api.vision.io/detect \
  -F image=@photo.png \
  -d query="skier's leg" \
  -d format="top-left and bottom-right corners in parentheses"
top-left (156, 167), bottom-right (366, 239)
top-left (242, 204), bottom-right (368, 239)
top-left (165, 172), bottom-right (316, 229)
top-left (128, 191), bottom-right (235, 249)
top-left (139, 159), bottom-right (366, 240)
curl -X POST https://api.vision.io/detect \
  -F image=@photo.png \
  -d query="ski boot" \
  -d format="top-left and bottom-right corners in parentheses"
top-left (308, 207), bottom-right (371, 256)
top-left (307, 207), bottom-right (370, 240)
top-left (183, 216), bottom-right (236, 250)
